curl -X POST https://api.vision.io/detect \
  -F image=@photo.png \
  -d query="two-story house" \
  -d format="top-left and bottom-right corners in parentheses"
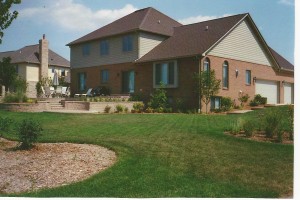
top-left (68, 7), bottom-right (294, 111)
top-left (0, 35), bottom-right (70, 98)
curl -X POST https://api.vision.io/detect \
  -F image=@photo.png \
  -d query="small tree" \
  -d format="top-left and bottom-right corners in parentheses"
top-left (0, 57), bottom-right (18, 91)
top-left (195, 70), bottom-right (221, 113)
top-left (16, 119), bottom-right (43, 150)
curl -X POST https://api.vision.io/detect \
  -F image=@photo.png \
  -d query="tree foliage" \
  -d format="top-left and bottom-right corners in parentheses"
top-left (0, 0), bottom-right (21, 44)
top-left (0, 57), bottom-right (17, 90)
top-left (195, 70), bottom-right (221, 113)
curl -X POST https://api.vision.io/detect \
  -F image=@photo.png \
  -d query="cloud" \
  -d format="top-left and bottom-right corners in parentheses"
top-left (19, 0), bottom-right (138, 32)
top-left (278, 0), bottom-right (294, 6)
top-left (179, 14), bottom-right (232, 25)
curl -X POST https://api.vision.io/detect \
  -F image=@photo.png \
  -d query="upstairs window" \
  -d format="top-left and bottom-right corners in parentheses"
top-left (222, 61), bottom-right (229, 88)
top-left (122, 35), bottom-right (133, 52)
top-left (246, 70), bottom-right (251, 85)
top-left (101, 69), bottom-right (109, 83)
top-left (153, 61), bottom-right (177, 88)
top-left (82, 44), bottom-right (90, 56)
top-left (203, 58), bottom-right (210, 72)
top-left (61, 69), bottom-right (66, 77)
top-left (100, 40), bottom-right (109, 55)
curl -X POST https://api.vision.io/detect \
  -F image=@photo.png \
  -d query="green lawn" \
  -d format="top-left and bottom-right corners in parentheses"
top-left (0, 106), bottom-right (293, 198)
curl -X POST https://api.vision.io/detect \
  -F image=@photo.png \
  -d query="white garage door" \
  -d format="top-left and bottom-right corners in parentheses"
top-left (255, 80), bottom-right (278, 104)
top-left (284, 83), bottom-right (293, 104)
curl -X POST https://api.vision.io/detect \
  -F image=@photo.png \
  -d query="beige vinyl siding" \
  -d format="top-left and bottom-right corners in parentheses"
top-left (17, 63), bottom-right (27, 80)
top-left (208, 20), bottom-right (272, 66)
top-left (48, 66), bottom-right (70, 79)
top-left (138, 32), bottom-right (166, 58)
top-left (70, 33), bottom-right (138, 68)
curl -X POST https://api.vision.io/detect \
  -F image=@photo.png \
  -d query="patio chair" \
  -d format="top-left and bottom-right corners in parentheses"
top-left (74, 88), bottom-right (93, 97)
top-left (61, 86), bottom-right (68, 97)
top-left (65, 87), bottom-right (71, 97)
top-left (44, 86), bottom-right (51, 98)
top-left (55, 86), bottom-right (62, 97)
top-left (50, 87), bottom-right (55, 96)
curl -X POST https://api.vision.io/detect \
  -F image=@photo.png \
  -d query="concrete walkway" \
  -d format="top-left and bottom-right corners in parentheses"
top-left (44, 110), bottom-right (100, 114)
top-left (227, 110), bottom-right (253, 114)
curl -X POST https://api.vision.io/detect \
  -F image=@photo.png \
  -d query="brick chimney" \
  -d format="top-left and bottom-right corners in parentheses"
top-left (39, 34), bottom-right (48, 79)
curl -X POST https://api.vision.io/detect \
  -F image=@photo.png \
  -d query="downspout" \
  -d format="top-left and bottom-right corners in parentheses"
top-left (198, 55), bottom-right (205, 113)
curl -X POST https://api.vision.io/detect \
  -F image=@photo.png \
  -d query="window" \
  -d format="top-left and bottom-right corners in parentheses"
top-left (211, 96), bottom-right (221, 110)
top-left (61, 69), bottom-right (66, 77)
top-left (82, 44), bottom-right (90, 56)
top-left (15, 65), bottom-right (19, 74)
top-left (100, 40), bottom-right (109, 55)
top-left (246, 70), bottom-right (251, 85)
top-left (222, 61), bottom-right (229, 88)
top-left (78, 72), bottom-right (87, 91)
top-left (52, 68), bottom-right (55, 73)
top-left (101, 70), bottom-right (109, 83)
top-left (203, 58), bottom-right (210, 72)
top-left (153, 61), bottom-right (177, 88)
top-left (122, 35), bottom-right (133, 52)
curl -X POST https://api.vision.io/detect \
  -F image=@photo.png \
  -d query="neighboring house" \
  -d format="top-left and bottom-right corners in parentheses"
top-left (67, 7), bottom-right (294, 111)
top-left (0, 35), bottom-right (70, 98)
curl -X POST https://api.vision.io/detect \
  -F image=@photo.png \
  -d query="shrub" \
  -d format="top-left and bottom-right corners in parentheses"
top-left (253, 94), bottom-right (267, 105)
top-left (238, 93), bottom-right (250, 107)
top-left (3, 91), bottom-right (28, 103)
top-left (133, 102), bottom-right (144, 113)
top-left (243, 120), bottom-right (256, 137)
top-left (249, 100), bottom-right (259, 107)
top-left (276, 128), bottom-right (284, 143)
top-left (226, 118), bottom-right (244, 134)
top-left (174, 98), bottom-right (186, 113)
top-left (0, 117), bottom-right (12, 137)
top-left (220, 97), bottom-right (233, 111)
top-left (287, 105), bottom-right (294, 140)
top-left (16, 119), bottom-right (43, 150)
top-left (264, 109), bottom-right (283, 138)
top-left (124, 107), bottom-right (129, 113)
top-left (148, 84), bottom-right (168, 111)
top-left (35, 81), bottom-right (43, 98)
top-left (129, 92), bottom-right (144, 101)
top-left (104, 105), bottom-right (111, 113)
top-left (145, 107), bottom-right (154, 113)
top-left (115, 104), bottom-right (124, 113)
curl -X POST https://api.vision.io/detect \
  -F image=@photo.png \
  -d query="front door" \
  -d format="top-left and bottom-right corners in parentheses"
top-left (122, 70), bottom-right (135, 93)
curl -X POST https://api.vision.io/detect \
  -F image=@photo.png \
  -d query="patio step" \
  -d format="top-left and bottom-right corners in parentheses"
top-left (50, 102), bottom-right (64, 110)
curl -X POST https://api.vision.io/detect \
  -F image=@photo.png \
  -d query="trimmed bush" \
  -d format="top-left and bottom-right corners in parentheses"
top-left (104, 105), bottom-right (111, 113)
top-left (264, 109), bottom-right (283, 138)
top-left (243, 120), bottom-right (256, 137)
top-left (148, 85), bottom-right (168, 111)
top-left (133, 102), bottom-right (144, 113)
top-left (115, 104), bottom-right (124, 113)
top-left (16, 119), bottom-right (43, 150)
top-left (249, 100), bottom-right (259, 107)
top-left (220, 97), bottom-right (233, 111)
top-left (0, 117), bottom-right (12, 137)
top-left (287, 105), bottom-right (294, 140)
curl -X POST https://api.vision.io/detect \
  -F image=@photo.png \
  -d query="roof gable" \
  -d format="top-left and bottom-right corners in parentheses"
top-left (67, 7), bottom-right (181, 46)
top-left (137, 14), bottom-right (247, 62)
top-left (207, 17), bottom-right (272, 66)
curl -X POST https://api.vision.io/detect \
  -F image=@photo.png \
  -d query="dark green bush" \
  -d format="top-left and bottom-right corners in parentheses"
top-left (220, 97), bottom-right (233, 111)
top-left (148, 85), bottom-right (168, 111)
top-left (287, 105), bottom-right (294, 140)
top-left (252, 94), bottom-right (267, 105)
top-left (16, 119), bottom-right (43, 150)
top-left (243, 120), bottom-right (256, 137)
top-left (264, 109), bottom-right (283, 138)
top-left (0, 117), bottom-right (12, 137)
top-left (249, 100), bottom-right (259, 107)
top-left (3, 91), bottom-right (28, 103)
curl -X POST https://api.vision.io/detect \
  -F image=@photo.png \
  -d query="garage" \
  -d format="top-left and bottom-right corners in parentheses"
top-left (255, 80), bottom-right (279, 104)
top-left (284, 83), bottom-right (293, 104)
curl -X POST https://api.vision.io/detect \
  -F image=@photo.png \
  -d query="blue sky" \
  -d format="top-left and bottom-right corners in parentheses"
top-left (0, 0), bottom-right (295, 64)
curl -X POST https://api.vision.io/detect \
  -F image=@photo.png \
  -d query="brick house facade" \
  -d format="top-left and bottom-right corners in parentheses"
top-left (68, 7), bottom-right (294, 111)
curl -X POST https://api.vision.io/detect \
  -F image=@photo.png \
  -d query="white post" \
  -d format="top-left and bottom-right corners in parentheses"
top-left (1, 85), bottom-right (5, 97)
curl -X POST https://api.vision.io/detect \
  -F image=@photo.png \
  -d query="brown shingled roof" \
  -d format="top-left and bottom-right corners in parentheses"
top-left (268, 47), bottom-right (294, 71)
top-left (67, 7), bottom-right (182, 46)
top-left (137, 13), bottom-right (247, 62)
top-left (0, 45), bottom-right (70, 67)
